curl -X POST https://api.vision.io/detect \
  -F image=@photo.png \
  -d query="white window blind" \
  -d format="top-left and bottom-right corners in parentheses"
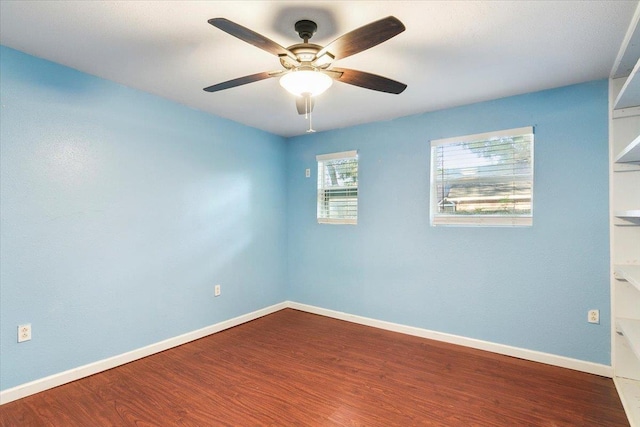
top-left (430, 126), bottom-right (534, 227)
top-left (317, 150), bottom-right (358, 225)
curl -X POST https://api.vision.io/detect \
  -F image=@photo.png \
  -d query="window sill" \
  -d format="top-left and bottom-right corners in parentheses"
top-left (431, 215), bottom-right (532, 227)
top-left (318, 218), bottom-right (358, 225)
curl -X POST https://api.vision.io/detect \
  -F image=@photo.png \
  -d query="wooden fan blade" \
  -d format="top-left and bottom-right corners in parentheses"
top-left (203, 72), bottom-right (274, 92)
top-left (332, 68), bottom-right (407, 94)
top-left (296, 95), bottom-right (315, 115)
top-left (208, 18), bottom-right (298, 62)
top-left (315, 16), bottom-right (405, 61)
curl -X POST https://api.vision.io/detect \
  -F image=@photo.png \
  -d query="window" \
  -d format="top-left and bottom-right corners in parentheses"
top-left (430, 126), bottom-right (534, 227)
top-left (317, 150), bottom-right (358, 224)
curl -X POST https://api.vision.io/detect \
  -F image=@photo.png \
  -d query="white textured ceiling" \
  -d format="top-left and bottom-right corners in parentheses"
top-left (0, 1), bottom-right (637, 137)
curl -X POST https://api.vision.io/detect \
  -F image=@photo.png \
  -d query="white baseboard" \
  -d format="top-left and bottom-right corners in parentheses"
top-left (286, 301), bottom-right (613, 378)
top-left (1, 300), bottom-right (613, 405)
top-left (0, 302), bottom-right (287, 405)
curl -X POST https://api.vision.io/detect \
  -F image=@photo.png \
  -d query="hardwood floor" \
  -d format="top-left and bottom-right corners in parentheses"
top-left (0, 309), bottom-right (629, 426)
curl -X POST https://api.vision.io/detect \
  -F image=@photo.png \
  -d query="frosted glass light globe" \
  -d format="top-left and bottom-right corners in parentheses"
top-left (280, 70), bottom-right (333, 97)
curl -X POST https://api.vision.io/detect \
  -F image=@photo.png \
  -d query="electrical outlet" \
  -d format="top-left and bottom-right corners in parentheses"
top-left (18, 324), bottom-right (31, 342)
top-left (214, 284), bottom-right (221, 297)
top-left (588, 309), bottom-right (600, 324)
top-left (305, 168), bottom-right (311, 178)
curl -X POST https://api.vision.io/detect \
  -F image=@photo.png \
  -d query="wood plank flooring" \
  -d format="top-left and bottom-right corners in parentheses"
top-left (0, 309), bottom-right (629, 426)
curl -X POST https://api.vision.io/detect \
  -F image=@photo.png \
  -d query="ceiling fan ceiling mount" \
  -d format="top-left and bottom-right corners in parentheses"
top-left (294, 20), bottom-right (318, 42)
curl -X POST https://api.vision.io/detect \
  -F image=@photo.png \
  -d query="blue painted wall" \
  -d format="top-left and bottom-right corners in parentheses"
top-left (0, 44), bottom-right (611, 393)
top-left (0, 46), bottom-right (287, 390)
top-left (286, 80), bottom-right (610, 364)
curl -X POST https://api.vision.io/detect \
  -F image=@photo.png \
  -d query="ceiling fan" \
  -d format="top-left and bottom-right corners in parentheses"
top-left (203, 16), bottom-right (407, 122)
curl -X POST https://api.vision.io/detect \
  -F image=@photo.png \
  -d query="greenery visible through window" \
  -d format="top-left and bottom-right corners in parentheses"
top-left (430, 127), bottom-right (534, 226)
top-left (317, 150), bottom-right (358, 224)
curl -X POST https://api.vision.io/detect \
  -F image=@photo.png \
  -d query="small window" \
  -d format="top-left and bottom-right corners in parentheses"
top-left (430, 126), bottom-right (534, 227)
top-left (317, 150), bottom-right (358, 224)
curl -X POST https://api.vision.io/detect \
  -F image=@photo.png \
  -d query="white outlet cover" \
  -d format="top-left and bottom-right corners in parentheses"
top-left (214, 285), bottom-right (221, 297)
top-left (18, 324), bottom-right (31, 342)
top-left (588, 309), bottom-right (599, 324)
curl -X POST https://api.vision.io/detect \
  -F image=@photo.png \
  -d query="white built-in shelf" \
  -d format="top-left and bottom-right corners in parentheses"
top-left (616, 135), bottom-right (640, 164)
top-left (616, 265), bottom-right (640, 293)
top-left (612, 7), bottom-right (640, 427)
top-left (614, 377), bottom-right (640, 427)
top-left (615, 59), bottom-right (640, 110)
top-left (618, 318), bottom-right (640, 362)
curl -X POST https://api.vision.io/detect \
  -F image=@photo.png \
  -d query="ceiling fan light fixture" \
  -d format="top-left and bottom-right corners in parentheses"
top-left (279, 70), bottom-right (333, 97)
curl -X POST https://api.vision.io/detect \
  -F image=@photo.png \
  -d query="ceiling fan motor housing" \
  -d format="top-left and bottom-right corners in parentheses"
top-left (281, 44), bottom-right (324, 68)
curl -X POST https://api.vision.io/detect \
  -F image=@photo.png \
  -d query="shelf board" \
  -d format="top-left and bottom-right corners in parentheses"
top-left (616, 134), bottom-right (640, 164)
top-left (614, 377), bottom-right (640, 427)
top-left (616, 265), bottom-right (640, 293)
top-left (615, 58), bottom-right (640, 110)
top-left (618, 318), bottom-right (640, 362)
top-left (615, 211), bottom-right (640, 225)
top-left (616, 210), bottom-right (640, 217)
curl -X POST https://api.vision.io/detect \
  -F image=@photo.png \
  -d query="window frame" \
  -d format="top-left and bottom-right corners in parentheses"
top-left (430, 126), bottom-right (534, 227)
top-left (316, 150), bottom-right (358, 225)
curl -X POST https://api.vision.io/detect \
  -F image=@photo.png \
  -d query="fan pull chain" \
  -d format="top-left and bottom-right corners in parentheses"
top-left (307, 111), bottom-right (316, 133)
top-left (305, 95), bottom-right (310, 119)
top-left (306, 95), bottom-right (315, 133)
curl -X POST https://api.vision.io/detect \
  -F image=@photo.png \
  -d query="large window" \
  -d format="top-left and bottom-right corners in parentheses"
top-left (317, 150), bottom-right (358, 224)
top-left (430, 126), bottom-right (534, 227)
